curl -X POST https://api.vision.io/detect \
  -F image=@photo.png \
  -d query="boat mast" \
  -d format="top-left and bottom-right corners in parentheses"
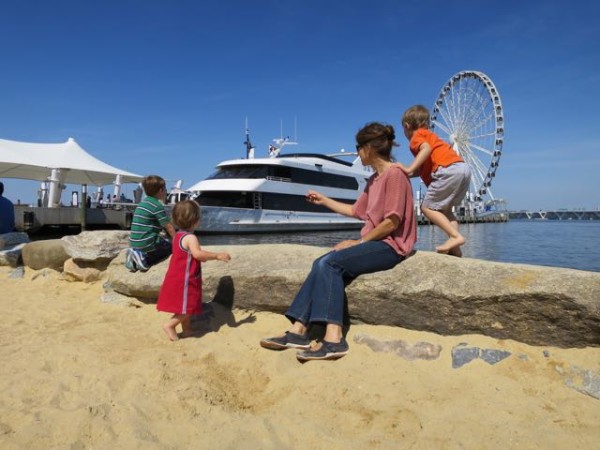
top-left (244, 117), bottom-right (255, 159)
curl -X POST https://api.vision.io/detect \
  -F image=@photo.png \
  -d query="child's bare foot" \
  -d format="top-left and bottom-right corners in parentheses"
top-left (436, 236), bottom-right (465, 254)
top-left (162, 323), bottom-right (179, 341)
top-left (180, 330), bottom-right (195, 338)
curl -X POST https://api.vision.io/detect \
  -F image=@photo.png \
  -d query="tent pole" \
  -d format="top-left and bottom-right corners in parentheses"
top-left (80, 184), bottom-right (87, 231)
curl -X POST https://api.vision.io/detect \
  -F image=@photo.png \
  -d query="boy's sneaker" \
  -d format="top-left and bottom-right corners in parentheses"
top-left (124, 249), bottom-right (138, 272)
top-left (129, 249), bottom-right (149, 271)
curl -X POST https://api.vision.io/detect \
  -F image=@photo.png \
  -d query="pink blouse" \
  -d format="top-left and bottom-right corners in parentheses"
top-left (351, 166), bottom-right (417, 256)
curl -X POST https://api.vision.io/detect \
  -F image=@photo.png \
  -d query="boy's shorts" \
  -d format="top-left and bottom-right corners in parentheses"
top-left (422, 162), bottom-right (471, 211)
top-left (144, 237), bottom-right (172, 266)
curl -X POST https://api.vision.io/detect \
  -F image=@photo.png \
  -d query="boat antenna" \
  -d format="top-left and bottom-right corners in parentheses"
top-left (294, 116), bottom-right (298, 142)
top-left (244, 117), bottom-right (255, 159)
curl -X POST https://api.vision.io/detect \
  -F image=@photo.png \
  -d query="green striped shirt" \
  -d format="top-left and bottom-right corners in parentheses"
top-left (130, 196), bottom-right (171, 252)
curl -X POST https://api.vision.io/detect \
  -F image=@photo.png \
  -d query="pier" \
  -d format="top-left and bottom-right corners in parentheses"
top-left (508, 210), bottom-right (600, 220)
top-left (13, 204), bottom-right (511, 233)
top-left (417, 210), bottom-right (509, 225)
top-left (14, 204), bottom-right (135, 233)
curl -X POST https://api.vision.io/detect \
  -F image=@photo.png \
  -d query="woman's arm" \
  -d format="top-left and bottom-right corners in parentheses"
top-left (184, 234), bottom-right (231, 262)
top-left (332, 215), bottom-right (399, 251)
top-left (306, 190), bottom-right (354, 217)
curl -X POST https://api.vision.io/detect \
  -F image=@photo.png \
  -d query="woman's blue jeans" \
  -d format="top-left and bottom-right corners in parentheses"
top-left (285, 241), bottom-right (405, 326)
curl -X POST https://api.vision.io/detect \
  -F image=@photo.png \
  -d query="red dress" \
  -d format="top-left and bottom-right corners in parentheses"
top-left (157, 232), bottom-right (202, 315)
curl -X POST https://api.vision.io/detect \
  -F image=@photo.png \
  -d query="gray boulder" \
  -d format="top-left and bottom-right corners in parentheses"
top-left (0, 232), bottom-right (30, 249)
top-left (62, 230), bottom-right (130, 263)
top-left (21, 239), bottom-right (69, 271)
top-left (0, 232), bottom-right (30, 267)
top-left (63, 258), bottom-right (105, 283)
top-left (0, 243), bottom-right (26, 267)
top-left (105, 250), bottom-right (169, 300)
top-left (104, 244), bottom-right (600, 348)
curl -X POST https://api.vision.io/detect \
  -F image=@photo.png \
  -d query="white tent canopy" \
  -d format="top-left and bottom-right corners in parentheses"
top-left (0, 137), bottom-right (143, 185)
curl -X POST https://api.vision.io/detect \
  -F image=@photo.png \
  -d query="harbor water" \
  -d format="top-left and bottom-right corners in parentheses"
top-left (201, 220), bottom-right (600, 272)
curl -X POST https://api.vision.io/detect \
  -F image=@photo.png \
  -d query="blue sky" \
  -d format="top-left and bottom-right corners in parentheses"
top-left (1, 0), bottom-right (599, 211)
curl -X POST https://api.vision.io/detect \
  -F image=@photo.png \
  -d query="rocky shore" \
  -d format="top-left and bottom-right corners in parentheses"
top-left (2, 230), bottom-right (599, 348)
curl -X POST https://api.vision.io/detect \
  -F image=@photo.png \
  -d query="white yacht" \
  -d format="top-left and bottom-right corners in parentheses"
top-left (183, 133), bottom-right (371, 234)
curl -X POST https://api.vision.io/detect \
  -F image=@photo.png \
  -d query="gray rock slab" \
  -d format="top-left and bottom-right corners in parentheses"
top-left (9, 267), bottom-right (24, 278)
top-left (101, 289), bottom-right (145, 308)
top-left (480, 349), bottom-right (512, 365)
top-left (102, 244), bottom-right (600, 348)
top-left (451, 344), bottom-right (481, 369)
top-left (62, 230), bottom-right (130, 262)
top-left (21, 239), bottom-right (69, 271)
top-left (0, 243), bottom-right (26, 267)
top-left (562, 366), bottom-right (600, 400)
top-left (452, 344), bottom-right (513, 368)
top-left (354, 334), bottom-right (442, 360)
top-left (0, 232), bottom-right (30, 250)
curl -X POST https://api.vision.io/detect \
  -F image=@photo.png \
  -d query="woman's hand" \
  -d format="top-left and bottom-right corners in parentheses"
top-left (333, 239), bottom-right (361, 251)
top-left (306, 190), bottom-right (354, 217)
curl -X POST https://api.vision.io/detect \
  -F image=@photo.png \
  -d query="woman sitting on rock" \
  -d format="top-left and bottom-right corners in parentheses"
top-left (260, 122), bottom-right (418, 361)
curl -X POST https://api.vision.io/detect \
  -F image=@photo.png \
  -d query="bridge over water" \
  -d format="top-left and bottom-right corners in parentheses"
top-left (509, 210), bottom-right (600, 220)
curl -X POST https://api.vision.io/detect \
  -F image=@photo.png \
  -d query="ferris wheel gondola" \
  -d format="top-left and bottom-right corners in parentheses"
top-left (430, 71), bottom-right (504, 203)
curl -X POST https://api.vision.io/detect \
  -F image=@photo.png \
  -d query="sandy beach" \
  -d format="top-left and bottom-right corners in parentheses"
top-left (0, 266), bottom-right (598, 449)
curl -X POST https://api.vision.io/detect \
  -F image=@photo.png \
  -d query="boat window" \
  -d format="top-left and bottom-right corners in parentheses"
top-left (196, 191), bottom-right (254, 209)
top-left (288, 168), bottom-right (358, 190)
top-left (206, 165), bottom-right (269, 180)
top-left (206, 164), bottom-right (359, 190)
top-left (196, 191), bottom-right (353, 213)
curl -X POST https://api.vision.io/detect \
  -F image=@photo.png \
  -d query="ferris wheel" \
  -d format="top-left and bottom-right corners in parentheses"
top-left (430, 70), bottom-right (504, 203)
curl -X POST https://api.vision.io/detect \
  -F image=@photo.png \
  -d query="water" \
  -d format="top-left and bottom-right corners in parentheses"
top-left (200, 220), bottom-right (600, 272)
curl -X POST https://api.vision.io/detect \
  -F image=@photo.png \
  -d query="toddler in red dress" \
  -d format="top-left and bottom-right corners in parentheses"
top-left (156, 200), bottom-right (231, 341)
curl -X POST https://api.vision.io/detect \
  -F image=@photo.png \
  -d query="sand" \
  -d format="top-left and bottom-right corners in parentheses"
top-left (0, 267), bottom-right (598, 450)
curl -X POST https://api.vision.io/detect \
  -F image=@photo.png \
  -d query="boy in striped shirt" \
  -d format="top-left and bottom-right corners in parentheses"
top-left (126, 175), bottom-right (176, 271)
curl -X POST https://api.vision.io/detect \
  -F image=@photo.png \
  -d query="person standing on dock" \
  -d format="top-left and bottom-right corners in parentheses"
top-left (126, 175), bottom-right (176, 272)
top-left (0, 182), bottom-right (16, 234)
top-left (397, 105), bottom-right (471, 257)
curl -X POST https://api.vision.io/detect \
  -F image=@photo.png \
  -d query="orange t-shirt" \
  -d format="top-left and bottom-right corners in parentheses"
top-left (409, 128), bottom-right (463, 186)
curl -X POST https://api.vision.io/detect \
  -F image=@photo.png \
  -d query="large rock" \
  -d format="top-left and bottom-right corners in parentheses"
top-left (0, 232), bottom-right (30, 249)
top-left (0, 232), bottom-right (30, 267)
top-left (21, 239), bottom-right (69, 271)
top-left (63, 258), bottom-right (104, 283)
top-left (62, 230), bottom-right (130, 263)
top-left (104, 250), bottom-right (169, 300)
top-left (0, 243), bottom-right (26, 267)
top-left (104, 244), bottom-right (600, 348)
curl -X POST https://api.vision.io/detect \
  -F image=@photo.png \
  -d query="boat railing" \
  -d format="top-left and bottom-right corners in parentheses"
top-left (266, 175), bottom-right (292, 183)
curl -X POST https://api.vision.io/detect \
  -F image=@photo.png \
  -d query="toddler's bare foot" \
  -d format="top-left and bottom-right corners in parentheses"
top-left (436, 236), bottom-right (465, 254)
top-left (180, 330), bottom-right (195, 338)
top-left (162, 323), bottom-right (179, 341)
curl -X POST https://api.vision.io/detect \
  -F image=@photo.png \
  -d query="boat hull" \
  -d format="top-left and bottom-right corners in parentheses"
top-left (196, 205), bottom-right (363, 234)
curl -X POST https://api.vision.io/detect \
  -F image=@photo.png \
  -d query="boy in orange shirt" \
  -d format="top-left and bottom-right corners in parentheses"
top-left (397, 105), bottom-right (471, 256)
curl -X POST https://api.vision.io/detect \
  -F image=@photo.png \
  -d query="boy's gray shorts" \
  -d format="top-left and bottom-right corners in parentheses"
top-left (422, 162), bottom-right (471, 211)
